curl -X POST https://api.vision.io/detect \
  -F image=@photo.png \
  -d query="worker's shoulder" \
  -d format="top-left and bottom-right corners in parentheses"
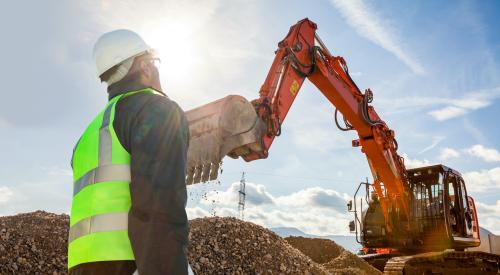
top-left (117, 91), bottom-right (185, 119)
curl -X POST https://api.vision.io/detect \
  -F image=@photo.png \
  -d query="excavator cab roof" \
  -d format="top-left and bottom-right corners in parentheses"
top-left (406, 164), bottom-right (462, 179)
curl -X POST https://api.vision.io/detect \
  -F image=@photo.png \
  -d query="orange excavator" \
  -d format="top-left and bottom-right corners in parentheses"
top-left (185, 18), bottom-right (500, 273)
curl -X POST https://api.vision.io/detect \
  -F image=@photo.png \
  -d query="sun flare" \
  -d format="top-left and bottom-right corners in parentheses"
top-left (142, 18), bottom-right (199, 85)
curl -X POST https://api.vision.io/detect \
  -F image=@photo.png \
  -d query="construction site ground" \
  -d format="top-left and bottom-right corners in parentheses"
top-left (0, 211), bottom-right (381, 275)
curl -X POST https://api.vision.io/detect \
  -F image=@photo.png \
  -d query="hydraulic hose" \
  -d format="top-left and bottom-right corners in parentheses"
top-left (334, 109), bottom-right (353, 131)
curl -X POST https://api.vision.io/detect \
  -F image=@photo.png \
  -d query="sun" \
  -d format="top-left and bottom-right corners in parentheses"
top-left (141, 18), bottom-right (199, 85)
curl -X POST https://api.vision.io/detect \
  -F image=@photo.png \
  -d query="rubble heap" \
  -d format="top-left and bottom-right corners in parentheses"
top-left (285, 236), bottom-right (382, 275)
top-left (188, 217), bottom-right (328, 274)
top-left (0, 212), bottom-right (380, 275)
top-left (284, 236), bottom-right (344, 264)
top-left (0, 211), bottom-right (69, 275)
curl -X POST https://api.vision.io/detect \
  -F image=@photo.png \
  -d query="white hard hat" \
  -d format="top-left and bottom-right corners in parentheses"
top-left (92, 29), bottom-right (154, 77)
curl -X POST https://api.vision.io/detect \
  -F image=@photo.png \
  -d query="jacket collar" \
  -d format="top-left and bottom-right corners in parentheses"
top-left (107, 78), bottom-right (165, 100)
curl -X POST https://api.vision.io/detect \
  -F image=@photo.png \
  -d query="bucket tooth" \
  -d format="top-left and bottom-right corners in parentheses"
top-left (186, 166), bottom-right (195, 185)
top-left (193, 165), bottom-right (203, 185)
top-left (201, 164), bottom-right (211, 183)
top-left (209, 162), bottom-right (220, 181)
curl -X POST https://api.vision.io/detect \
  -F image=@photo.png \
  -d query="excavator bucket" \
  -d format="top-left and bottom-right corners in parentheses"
top-left (185, 95), bottom-right (265, 185)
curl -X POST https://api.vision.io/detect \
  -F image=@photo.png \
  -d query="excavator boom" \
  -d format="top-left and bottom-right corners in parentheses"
top-left (186, 18), bottom-right (410, 234)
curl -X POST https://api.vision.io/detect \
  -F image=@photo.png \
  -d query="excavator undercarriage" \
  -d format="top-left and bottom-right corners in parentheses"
top-left (384, 251), bottom-right (499, 275)
top-left (360, 251), bottom-right (499, 274)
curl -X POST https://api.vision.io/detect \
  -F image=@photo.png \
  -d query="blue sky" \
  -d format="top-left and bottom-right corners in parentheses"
top-left (0, 0), bottom-right (499, 235)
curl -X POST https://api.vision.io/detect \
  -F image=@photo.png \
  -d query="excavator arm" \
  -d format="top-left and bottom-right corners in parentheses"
top-left (185, 18), bottom-right (500, 273)
top-left (186, 18), bottom-right (411, 233)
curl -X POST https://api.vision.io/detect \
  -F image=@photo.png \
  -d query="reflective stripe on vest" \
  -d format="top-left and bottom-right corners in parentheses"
top-left (68, 212), bottom-right (128, 242)
top-left (73, 164), bottom-right (131, 196)
top-left (68, 88), bottom-right (158, 269)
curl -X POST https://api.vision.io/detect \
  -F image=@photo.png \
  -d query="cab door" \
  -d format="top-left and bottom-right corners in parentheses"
top-left (457, 178), bottom-right (473, 237)
top-left (445, 174), bottom-right (462, 236)
top-left (444, 172), bottom-right (481, 248)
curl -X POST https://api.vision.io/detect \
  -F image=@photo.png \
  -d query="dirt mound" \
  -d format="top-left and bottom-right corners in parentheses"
top-left (285, 236), bottom-right (381, 275)
top-left (0, 211), bottom-right (69, 275)
top-left (0, 212), bottom-right (328, 275)
top-left (285, 236), bottom-right (344, 264)
top-left (188, 217), bottom-right (328, 274)
top-left (0, 211), bottom-right (381, 275)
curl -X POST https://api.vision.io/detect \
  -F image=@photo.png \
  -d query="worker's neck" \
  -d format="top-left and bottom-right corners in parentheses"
top-left (107, 78), bottom-right (164, 100)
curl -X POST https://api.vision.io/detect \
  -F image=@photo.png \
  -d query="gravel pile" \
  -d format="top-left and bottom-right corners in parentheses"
top-left (0, 212), bottom-right (380, 275)
top-left (284, 236), bottom-right (344, 264)
top-left (188, 217), bottom-right (328, 274)
top-left (0, 211), bottom-right (69, 275)
top-left (285, 236), bottom-right (381, 275)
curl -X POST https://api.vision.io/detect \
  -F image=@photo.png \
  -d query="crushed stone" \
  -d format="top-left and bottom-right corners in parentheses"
top-left (0, 212), bottom-right (381, 275)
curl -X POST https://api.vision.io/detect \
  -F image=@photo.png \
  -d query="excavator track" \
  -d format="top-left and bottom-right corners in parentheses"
top-left (361, 253), bottom-right (401, 272)
top-left (383, 251), bottom-right (499, 275)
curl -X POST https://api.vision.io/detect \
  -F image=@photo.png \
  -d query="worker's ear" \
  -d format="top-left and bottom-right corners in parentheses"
top-left (139, 60), bottom-right (153, 80)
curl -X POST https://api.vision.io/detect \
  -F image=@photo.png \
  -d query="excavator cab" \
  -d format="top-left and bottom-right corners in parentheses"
top-left (352, 166), bottom-right (488, 272)
top-left (351, 165), bottom-right (480, 252)
top-left (407, 165), bottom-right (480, 250)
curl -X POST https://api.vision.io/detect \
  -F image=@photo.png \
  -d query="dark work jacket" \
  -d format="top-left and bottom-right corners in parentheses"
top-left (69, 81), bottom-right (189, 275)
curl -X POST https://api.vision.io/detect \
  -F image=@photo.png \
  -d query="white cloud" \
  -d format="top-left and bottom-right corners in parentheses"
top-left (428, 87), bottom-right (500, 121)
top-left (465, 144), bottom-right (500, 162)
top-left (202, 182), bottom-right (275, 207)
top-left (452, 98), bottom-right (492, 109)
top-left (189, 182), bottom-right (353, 235)
top-left (419, 136), bottom-right (445, 154)
top-left (462, 167), bottom-right (500, 193)
top-left (186, 206), bottom-right (211, 220)
top-left (377, 86), bottom-right (500, 120)
top-left (428, 106), bottom-right (469, 121)
top-left (0, 186), bottom-right (13, 204)
top-left (274, 187), bottom-right (350, 209)
top-left (474, 200), bottom-right (500, 234)
top-left (438, 147), bottom-right (460, 161)
top-left (401, 153), bottom-right (432, 169)
top-left (330, 0), bottom-right (425, 74)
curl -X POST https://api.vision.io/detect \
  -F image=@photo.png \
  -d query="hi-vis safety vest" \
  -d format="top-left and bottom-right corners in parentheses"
top-left (68, 88), bottom-right (157, 269)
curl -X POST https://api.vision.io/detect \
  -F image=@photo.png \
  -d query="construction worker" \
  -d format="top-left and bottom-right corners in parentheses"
top-left (68, 29), bottom-right (190, 274)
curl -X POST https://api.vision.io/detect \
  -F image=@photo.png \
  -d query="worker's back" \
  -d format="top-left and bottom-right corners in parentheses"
top-left (69, 29), bottom-right (190, 275)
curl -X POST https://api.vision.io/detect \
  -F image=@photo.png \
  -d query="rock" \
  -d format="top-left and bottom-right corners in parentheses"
top-left (199, 257), bottom-right (208, 264)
